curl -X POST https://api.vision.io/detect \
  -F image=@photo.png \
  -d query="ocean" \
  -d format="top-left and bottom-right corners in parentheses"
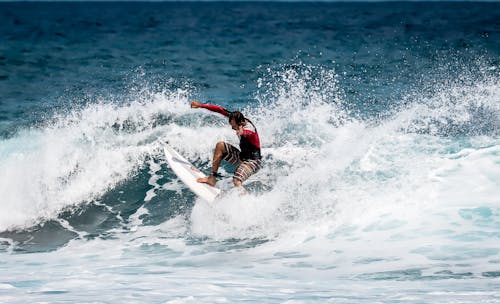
top-left (0, 1), bottom-right (499, 303)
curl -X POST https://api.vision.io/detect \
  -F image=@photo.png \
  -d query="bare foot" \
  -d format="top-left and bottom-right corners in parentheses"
top-left (197, 175), bottom-right (216, 186)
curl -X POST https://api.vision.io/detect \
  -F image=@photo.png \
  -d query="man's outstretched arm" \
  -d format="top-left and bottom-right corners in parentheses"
top-left (191, 100), bottom-right (230, 117)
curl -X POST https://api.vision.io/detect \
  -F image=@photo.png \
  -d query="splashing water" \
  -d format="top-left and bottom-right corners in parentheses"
top-left (0, 63), bottom-right (499, 303)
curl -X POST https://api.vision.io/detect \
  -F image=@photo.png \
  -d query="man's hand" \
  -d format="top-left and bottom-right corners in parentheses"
top-left (190, 101), bottom-right (202, 108)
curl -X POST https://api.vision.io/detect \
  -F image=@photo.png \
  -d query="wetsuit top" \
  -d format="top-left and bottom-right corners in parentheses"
top-left (199, 103), bottom-right (261, 161)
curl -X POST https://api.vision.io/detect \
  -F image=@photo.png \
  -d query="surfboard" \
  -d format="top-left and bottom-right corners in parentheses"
top-left (164, 144), bottom-right (221, 202)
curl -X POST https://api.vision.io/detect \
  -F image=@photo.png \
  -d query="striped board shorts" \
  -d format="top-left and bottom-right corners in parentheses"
top-left (223, 142), bottom-right (262, 182)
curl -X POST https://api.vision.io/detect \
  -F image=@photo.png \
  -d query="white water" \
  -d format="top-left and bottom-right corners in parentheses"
top-left (0, 67), bottom-right (499, 303)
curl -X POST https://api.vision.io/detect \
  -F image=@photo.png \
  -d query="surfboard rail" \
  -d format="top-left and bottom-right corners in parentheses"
top-left (163, 144), bottom-right (221, 202)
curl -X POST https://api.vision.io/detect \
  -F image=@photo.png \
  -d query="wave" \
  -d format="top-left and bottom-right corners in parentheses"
top-left (0, 64), bottom-right (498, 265)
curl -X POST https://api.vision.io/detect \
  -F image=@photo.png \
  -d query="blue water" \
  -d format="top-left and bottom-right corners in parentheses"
top-left (1, 2), bottom-right (499, 303)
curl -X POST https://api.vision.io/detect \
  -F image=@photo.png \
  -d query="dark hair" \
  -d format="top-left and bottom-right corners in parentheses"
top-left (228, 111), bottom-right (245, 124)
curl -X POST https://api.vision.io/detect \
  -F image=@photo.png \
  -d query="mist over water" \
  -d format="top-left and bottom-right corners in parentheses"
top-left (1, 2), bottom-right (499, 303)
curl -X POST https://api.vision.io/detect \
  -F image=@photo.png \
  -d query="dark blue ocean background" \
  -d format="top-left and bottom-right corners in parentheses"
top-left (1, 2), bottom-right (498, 133)
top-left (0, 2), bottom-right (499, 303)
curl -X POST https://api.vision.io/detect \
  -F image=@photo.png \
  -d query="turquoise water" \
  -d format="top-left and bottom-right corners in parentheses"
top-left (0, 2), bottom-right (499, 303)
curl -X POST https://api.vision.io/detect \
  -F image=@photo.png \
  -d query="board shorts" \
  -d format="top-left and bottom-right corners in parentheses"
top-left (223, 142), bottom-right (262, 182)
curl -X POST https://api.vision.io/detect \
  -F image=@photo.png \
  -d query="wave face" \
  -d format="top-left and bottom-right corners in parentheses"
top-left (0, 2), bottom-right (499, 303)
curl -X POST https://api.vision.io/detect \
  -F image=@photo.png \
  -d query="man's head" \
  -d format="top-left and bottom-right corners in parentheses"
top-left (228, 111), bottom-right (245, 130)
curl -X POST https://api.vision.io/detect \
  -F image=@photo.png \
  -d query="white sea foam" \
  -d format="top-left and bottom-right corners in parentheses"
top-left (184, 65), bottom-right (500, 278)
top-left (0, 89), bottom-right (211, 231)
top-left (0, 65), bottom-right (499, 303)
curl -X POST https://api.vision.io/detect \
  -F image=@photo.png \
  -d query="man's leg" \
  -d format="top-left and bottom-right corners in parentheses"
top-left (197, 141), bottom-right (226, 186)
top-left (233, 160), bottom-right (261, 190)
top-left (233, 177), bottom-right (243, 188)
top-left (232, 177), bottom-right (247, 195)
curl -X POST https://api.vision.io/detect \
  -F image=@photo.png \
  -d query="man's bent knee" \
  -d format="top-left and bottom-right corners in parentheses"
top-left (215, 141), bottom-right (226, 153)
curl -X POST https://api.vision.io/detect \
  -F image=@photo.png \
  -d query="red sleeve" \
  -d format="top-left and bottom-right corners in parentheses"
top-left (200, 104), bottom-right (230, 117)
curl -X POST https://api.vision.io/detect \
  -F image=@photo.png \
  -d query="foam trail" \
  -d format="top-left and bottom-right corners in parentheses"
top-left (144, 159), bottom-right (163, 202)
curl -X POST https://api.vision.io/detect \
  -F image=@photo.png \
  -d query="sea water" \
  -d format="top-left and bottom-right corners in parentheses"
top-left (0, 2), bottom-right (499, 303)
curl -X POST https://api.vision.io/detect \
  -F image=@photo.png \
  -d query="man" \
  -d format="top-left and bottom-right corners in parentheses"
top-left (190, 100), bottom-right (262, 189)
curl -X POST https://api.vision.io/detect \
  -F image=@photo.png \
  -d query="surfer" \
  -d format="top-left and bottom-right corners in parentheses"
top-left (190, 100), bottom-right (262, 189)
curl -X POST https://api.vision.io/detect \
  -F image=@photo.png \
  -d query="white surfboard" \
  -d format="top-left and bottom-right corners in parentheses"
top-left (164, 145), bottom-right (221, 202)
